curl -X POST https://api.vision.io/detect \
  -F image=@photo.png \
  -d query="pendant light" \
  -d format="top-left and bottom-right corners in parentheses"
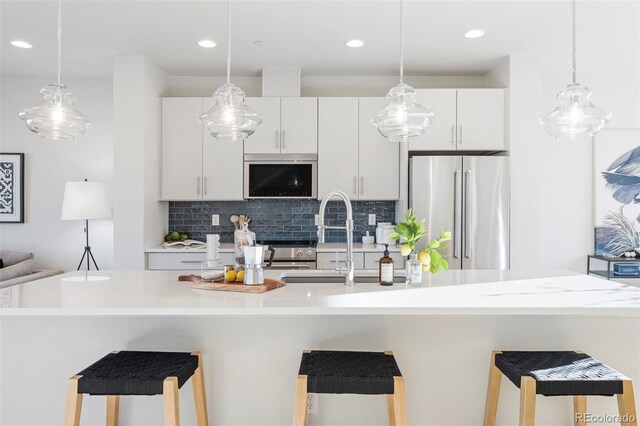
top-left (371, 0), bottom-right (433, 142)
top-left (540, 0), bottom-right (611, 141)
top-left (18, 0), bottom-right (91, 140)
top-left (200, 0), bottom-right (262, 141)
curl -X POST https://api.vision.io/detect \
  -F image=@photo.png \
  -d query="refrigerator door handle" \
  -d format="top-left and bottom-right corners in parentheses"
top-left (453, 169), bottom-right (461, 259)
top-left (464, 169), bottom-right (472, 259)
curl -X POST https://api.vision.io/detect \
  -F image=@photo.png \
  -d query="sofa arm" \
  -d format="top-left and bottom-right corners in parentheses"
top-left (0, 270), bottom-right (63, 289)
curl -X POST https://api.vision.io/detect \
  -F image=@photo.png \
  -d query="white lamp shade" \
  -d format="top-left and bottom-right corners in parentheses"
top-left (61, 181), bottom-right (111, 220)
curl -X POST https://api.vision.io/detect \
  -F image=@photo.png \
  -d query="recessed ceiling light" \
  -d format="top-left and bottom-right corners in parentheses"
top-left (253, 40), bottom-right (265, 46)
top-left (346, 39), bottom-right (365, 48)
top-left (198, 40), bottom-right (216, 48)
top-left (10, 40), bottom-right (32, 49)
top-left (464, 30), bottom-right (485, 39)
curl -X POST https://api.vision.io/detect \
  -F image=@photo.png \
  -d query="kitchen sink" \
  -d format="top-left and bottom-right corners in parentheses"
top-left (279, 270), bottom-right (406, 284)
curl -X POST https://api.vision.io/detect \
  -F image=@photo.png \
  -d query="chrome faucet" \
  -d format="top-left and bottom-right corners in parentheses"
top-left (317, 190), bottom-right (355, 286)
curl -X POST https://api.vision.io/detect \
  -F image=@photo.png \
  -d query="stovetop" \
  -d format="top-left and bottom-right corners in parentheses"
top-left (256, 239), bottom-right (317, 261)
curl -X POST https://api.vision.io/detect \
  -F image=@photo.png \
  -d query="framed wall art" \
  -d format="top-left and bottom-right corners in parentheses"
top-left (0, 153), bottom-right (25, 223)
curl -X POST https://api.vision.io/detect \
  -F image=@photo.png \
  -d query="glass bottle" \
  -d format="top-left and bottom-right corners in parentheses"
top-left (379, 244), bottom-right (394, 286)
top-left (405, 252), bottom-right (422, 287)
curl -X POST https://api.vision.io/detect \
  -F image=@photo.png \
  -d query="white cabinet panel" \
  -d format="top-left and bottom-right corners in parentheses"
top-left (162, 98), bottom-right (204, 200)
top-left (410, 89), bottom-right (458, 151)
top-left (243, 97), bottom-right (281, 154)
top-left (358, 98), bottom-right (400, 200)
top-left (318, 98), bottom-right (359, 199)
top-left (456, 89), bottom-right (505, 151)
top-left (202, 99), bottom-right (244, 200)
top-left (363, 252), bottom-right (405, 270)
top-left (317, 252), bottom-right (365, 270)
top-left (147, 252), bottom-right (235, 270)
top-left (281, 97), bottom-right (318, 154)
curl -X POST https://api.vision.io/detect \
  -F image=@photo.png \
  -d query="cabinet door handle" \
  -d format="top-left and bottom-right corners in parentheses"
top-left (353, 176), bottom-right (358, 196)
top-left (203, 176), bottom-right (208, 195)
top-left (360, 176), bottom-right (364, 195)
top-left (275, 130), bottom-right (279, 149)
top-left (282, 130), bottom-right (286, 150)
top-left (197, 176), bottom-right (201, 195)
top-left (458, 125), bottom-right (463, 144)
top-left (181, 260), bottom-right (202, 264)
top-left (451, 125), bottom-right (455, 145)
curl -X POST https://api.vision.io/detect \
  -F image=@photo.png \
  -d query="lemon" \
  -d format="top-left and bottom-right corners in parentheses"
top-left (225, 270), bottom-right (237, 282)
top-left (236, 270), bottom-right (245, 283)
top-left (418, 251), bottom-right (431, 266)
top-left (400, 244), bottom-right (412, 256)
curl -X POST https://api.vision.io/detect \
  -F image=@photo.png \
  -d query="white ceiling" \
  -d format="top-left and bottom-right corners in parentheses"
top-left (1, 0), bottom-right (638, 78)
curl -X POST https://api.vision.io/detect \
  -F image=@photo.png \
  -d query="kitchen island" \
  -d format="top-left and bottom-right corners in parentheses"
top-left (1, 270), bottom-right (639, 425)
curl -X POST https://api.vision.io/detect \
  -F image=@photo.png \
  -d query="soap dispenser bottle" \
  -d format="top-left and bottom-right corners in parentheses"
top-left (379, 244), bottom-right (394, 286)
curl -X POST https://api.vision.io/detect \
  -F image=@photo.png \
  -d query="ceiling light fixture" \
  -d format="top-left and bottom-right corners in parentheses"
top-left (540, 0), bottom-right (611, 141)
top-left (464, 30), bottom-right (485, 39)
top-left (198, 40), bottom-right (216, 48)
top-left (10, 40), bottom-right (32, 49)
top-left (253, 40), bottom-right (265, 46)
top-left (371, 0), bottom-right (434, 142)
top-left (199, 0), bottom-right (262, 141)
top-left (18, 0), bottom-right (90, 140)
top-left (346, 39), bottom-right (365, 48)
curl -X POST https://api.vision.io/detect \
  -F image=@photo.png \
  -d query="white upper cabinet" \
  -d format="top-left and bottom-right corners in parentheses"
top-left (410, 89), bottom-right (457, 151)
top-left (162, 98), bottom-right (204, 200)
top-left (243, 97), bottom-right (281, 154)
top-left (318, 98), bottom-right (359, 199)
top-left (202, 99), bottom-right (244, 201)
top-left (456, 89), bottom-right (505, 151)
top-left (407, 88), bottom-right (505, 151)
top-left (243, 97), bottom-right (318, 154)
top-left (358, 98), bottom-right (400, 200)
top-left (281, 97), bottom-right (318, 154)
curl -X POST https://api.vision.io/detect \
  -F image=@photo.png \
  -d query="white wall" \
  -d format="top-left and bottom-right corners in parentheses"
top-left (113, 56), bottom-right (169, 270)
top-left (0, 77), bottom-right (114, 271)
top-left (168, 74), bottom-right (486, 97)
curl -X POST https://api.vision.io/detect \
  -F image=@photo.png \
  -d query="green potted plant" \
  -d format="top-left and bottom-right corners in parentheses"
top-left (390, 209), bottom-right (451, 286)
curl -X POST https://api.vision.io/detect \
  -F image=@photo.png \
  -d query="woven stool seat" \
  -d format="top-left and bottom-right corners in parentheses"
top-left (495, 351), bottom-right (625, 396)
top-left (76, 351), bottom-right (199, 396)
top-left (298, 350), bottom-right (402, 395)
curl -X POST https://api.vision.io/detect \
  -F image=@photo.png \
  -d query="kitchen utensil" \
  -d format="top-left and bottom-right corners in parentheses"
top-left (230, 214), bottom-right (239, 229)
top-left (243, 245), bottom-right (266, 285)
top-left (234, 222), bottom-right (255, 265)
top-left (362, 230), bottom-right (375, 245)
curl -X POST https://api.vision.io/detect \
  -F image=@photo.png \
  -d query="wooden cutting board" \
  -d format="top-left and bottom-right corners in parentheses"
top-left (179, 274), bottom-right (285, 294)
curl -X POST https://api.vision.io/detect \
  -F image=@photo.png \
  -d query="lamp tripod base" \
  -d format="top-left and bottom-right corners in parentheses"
top-left (76, 219), bottom-right (99, 271)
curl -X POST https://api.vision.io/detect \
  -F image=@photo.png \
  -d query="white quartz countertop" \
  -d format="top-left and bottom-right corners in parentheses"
top-left (1, 269), bottom-right (639, 317)
top-left (146, 243), bottom-right (397, 253)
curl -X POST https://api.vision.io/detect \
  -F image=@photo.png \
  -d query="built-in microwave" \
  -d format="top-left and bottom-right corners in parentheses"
top-left (243, 154), bottom-right (318, 199)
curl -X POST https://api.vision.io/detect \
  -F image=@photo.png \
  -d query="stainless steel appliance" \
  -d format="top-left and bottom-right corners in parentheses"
top-left (410, 155), bottom-right (510, 270)
top-left (244, 154), bottom-right (317, 199)
top-left (256, 239), bottom-right (317, 269)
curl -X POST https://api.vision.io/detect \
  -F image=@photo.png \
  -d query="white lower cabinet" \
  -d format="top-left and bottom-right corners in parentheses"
top-left (363, 252), bottom-right (405, 270)
top-left (147, 252), bottom-right (235, 270)
top-left (317, 252), bottom-right (365, 270)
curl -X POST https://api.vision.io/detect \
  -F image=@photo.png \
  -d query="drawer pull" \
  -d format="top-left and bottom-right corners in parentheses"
top-left (180, 260), bottom-right (202, 264)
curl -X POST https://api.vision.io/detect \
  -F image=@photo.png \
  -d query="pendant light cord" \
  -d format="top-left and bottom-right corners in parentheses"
top-left (226, 0), bottom-right (231, 85)
top-left (399, 0), bottom-right (404, 84)
top-left (57, 0), bottom-right (62, 85)
top-left (572, 0), bottom-right (577, 84)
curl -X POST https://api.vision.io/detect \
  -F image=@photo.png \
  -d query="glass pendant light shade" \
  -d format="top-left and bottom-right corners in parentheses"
top-left (200, 83), bottom-right (262, 141)
top-left (540, 83), bottom-right (611, 141)
top-left (371, 83), bottom-right (434, 142)
top-left (18, 84), bottom-right (91, 140)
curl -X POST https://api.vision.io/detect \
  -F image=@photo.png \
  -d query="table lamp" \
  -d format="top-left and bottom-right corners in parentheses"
top-left (61, 179), bottom-right (111, 270)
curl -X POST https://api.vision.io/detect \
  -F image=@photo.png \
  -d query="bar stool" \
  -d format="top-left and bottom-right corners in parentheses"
top-left (64, 350), bottom-right (209, 426)
top-left (483, 351), bottom-right (638, 426)
top-left (292, 350), bottom-right (407, 426)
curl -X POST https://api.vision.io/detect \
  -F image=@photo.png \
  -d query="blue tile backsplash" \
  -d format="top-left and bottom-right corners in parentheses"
top-left (168, 200), bottom-right (396, 243)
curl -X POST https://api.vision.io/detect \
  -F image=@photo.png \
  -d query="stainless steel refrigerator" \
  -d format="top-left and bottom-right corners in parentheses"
top-left (409, 155), bottom-right (510, 270)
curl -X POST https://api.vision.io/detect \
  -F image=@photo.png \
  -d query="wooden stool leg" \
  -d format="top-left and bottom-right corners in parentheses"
top-left (64, 375), bottom-right (83, 426)
top-left (617, 379), bottom-right (638, 426)
top-left (163, 377), bottom-right (180, 426)
top-left (573, 396), bottom-right (587, 426)
top-left (392, 376), bottom-right (408, 426)
top-left (387, 394), bottom-right (396, 426)
top-left (519, 377), bottom-right (536, 426)
top-left (106, 395), bottom-right (120, 426)
top-left (292, 375), bottom-right (308, 426)
top-left (191, 352), bottom-right (209, 426)
top-left (484, 351), bottom-right (503, 426)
